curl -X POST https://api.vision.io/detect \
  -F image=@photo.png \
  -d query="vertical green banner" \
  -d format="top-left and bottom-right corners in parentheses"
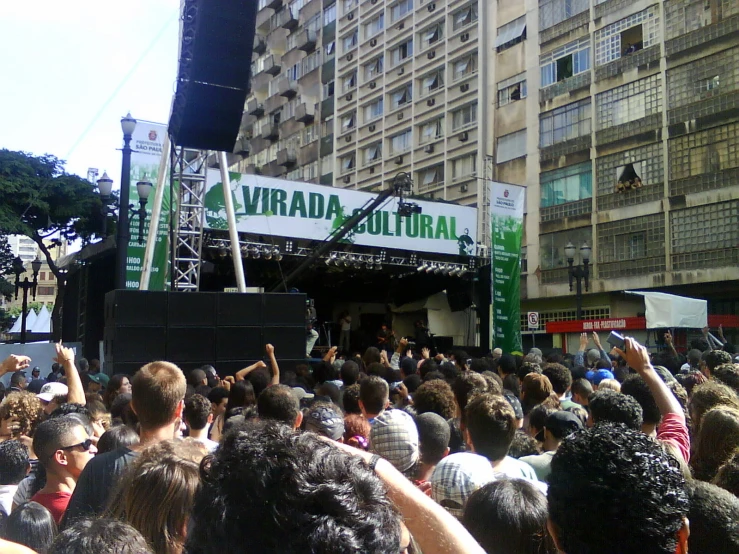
top-left (125, 122), bottom-right (171, 290)
top-left (491, 182), bottom-right (525, 353)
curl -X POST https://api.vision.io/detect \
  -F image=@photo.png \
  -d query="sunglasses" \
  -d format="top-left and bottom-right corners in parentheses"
top-left (60, 439), bottom-right (94, 452)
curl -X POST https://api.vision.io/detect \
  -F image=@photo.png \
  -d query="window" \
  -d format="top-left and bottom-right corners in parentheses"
top-left (696, 75), bottom-right (720, 94)
top-left (364, 56), bottom-right (384, 79)
top-left (418, 165), bottom-right (444, 191)
top-left (452, 154), bottom-right (477, 180)
top-left (38, 286), bottom-right (55, 296)
top-left (287, 168), bottom-right (302, 180)
top-left (452, 103), bottom-right (477, 130)
top-left (343, 30), bottom-right (358, 52)
top-left (596, 74), bottom-right (661, 129)
top-left (324, 41), bottom-right (336, 59)
top-left (323, 3), bottom-right (337, 25)
top-left (303, 161), bottom-right (319, 180)
top-left (496, 129), bottom-right (527, 163)
top-left (303, 123), bottom-right (318, 143)
top-left (497, 73), bottom-right (527, 106)
top-left (282, 98), bottom-right (299, 119)
top-left (390, 39), bottom-right (413, 66)
top-left (364, 142), bottom-right (382, 165)
top-left (540, 38), bottom-right (590, 87)
top-left (495, 16), bottom-right (526, 52)
top-left (390, 129), bottom-right (412, 153)
top-left (390, 0), bottom-right (413, 22)
top-left (665, 0), bottom-right (739, 41)
top-left (341, 111), bottom-right (356, 132)
top-left (342, 70), bottom-right (357, 92)
top-left (594, 6), bottom-right (660, 66)
top-left (341, 153), bottom-right (356, 173)
top-left (390, 83), bottom-right (412, 109)
top-left (39, 272), bottom-right (46, 281)
top-left (323, 80), bottom-right (335, 97)
top-left (452, 55), bottom-right (477, 81)
top-left (301, 50), bottom-right (321, 74)
top-left (540, 162), bottom-right (592, 207)
top-left (539, 99), bottom-right (591, 147)
top-left (624, 232), bottom-right (646, 259)
top-left (365, 14), bottom-right (385, 38)
top-left (420, 21), bottom-right (443, 48)
top-left (342, 0), bottom-right (356, 14)
top-left (452, 4), bottom-right (478, 31)
top-left (365, 98), bottom-right (384, 120)
top-left (421, 68), bottom-right (444, 95)
top-left (419, 117), bottom-right (444, 143)
top-left (539, 0), bottom-right (588, 30)
top-left (540, 228), bottom-right (592, 270)
top-left (306, 13), bottom-right (321, 33)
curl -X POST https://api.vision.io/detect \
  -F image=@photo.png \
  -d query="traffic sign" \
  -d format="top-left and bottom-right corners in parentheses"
top-left (528, 312), bottom-right (540, 330)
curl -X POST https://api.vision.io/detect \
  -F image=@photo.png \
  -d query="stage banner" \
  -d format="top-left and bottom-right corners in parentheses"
top-left (126, 122), bottom-right (171, 290)
top-left (203, 173), bottom-right (478, 256)
top-left (491, 182), bottom-right (524, 353)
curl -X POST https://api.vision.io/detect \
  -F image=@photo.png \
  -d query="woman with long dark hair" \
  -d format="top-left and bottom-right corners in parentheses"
top-left (2, 501), bottom-right (57, 554)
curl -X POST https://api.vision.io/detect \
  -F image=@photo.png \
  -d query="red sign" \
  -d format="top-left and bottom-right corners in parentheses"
top-left (546, 314), bottom-right (739, 334)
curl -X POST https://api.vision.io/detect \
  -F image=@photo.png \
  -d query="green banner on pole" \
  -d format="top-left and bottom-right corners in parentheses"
top-left (491, 182), bottom-right (525, 354)
top-left (125, 122), bottom-right (171, 290)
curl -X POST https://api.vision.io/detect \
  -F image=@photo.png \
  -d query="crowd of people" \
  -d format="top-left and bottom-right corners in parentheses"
top-left (0, 327), bottom-right (737, 553)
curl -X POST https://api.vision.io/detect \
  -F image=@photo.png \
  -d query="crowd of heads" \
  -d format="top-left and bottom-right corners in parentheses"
top-left (0, 326), bottom-right (737, 553)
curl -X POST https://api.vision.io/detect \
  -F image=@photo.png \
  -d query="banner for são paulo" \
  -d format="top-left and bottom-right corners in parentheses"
top-left (203, 172), bottom-right (478, 256)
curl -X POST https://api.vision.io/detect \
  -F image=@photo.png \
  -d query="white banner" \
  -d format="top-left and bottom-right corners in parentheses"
top-left (203, 173), bottom-right (478, 256)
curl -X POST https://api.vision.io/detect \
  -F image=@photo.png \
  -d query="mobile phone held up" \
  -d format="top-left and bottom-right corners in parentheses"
top-left (606, 331), bottom-right (625, 350)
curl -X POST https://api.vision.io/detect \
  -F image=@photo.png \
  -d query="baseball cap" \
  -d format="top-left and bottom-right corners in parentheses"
top-left (370, 409), bottom-right (419, 476)
top-left (37, 382), bottom-right (69, 402)
top-left (430, 452), bottom-right (495, 518)
top-left (586, 369), bottom-right (615, 386)
top-left (544, 410), bottom-right (584, 440)
top-left (304, 405), bottom-right (345, 440)
top-left (88, 373), bottom-right (110, 386)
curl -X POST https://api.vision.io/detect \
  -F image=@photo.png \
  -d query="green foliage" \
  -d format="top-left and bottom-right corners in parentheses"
top-left (7, 302), bottom-right (49, 318)
top-left (0, 235), bottom-right (14, 300)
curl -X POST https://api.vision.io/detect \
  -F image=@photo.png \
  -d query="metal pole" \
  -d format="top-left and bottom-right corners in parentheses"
top-left (139, 134), bottom-right (170, 290)
top-left (20, 279), bottom-right (29, 344)
top-left (219, 152), bottom-right (247, 292)
top-left (575, 270), bottom-right (583, 321)
top-left (116, 133), bottom-right (133, 290)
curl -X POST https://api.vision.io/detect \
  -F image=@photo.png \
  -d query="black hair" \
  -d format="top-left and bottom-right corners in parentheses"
top-left (498, 355), bottom-right (516, 376)
top-left (313, 361), bottom-right (338, 385)
top-left (226, 380), bottom-right (256, 418)
top-left (548, 422), bottom-right (688, 554)
top-left (440, 361), bottom-right (459, 383)
top-left (49, 518), bottom-right (153, 554)
top-left (359, 376), bottom-right (389, 415)
top-left (403, 374), bottom-right (422, 394)
top-left (32, 416), bottom-right (85, 466)
top-left (415, 412), bottom-right (450, 465)
top-left (508, 430), bottom-right (541, 459)
top-left (413, 380), bottom-right (457, 420)
top-left (685, 480), bottom-right (739, 554)
top-left (207, 386), bottom-right (230, 405)
top-left (543, 363), bottom-right (573, 396)
top-left (366, 362), bottom-right (389, 382)
top-left (705, 351), bottom-right (733, 373)
top-left (516, 361), bottom-right (542, 382)
top-left (424, 370), bottom-right (445, 383)
top-left (184, 394), bottom-right (212, 431)
top-left (570, 378), bottom-right (593, 399)
top-left (188, 369), bottom-right (207, 388)
top-left (246, 369), bottom-right (271, 398)
top-left (257, 385), bottom-right (300, 425)
top-left (469, 358), bottom-right (490, 374)
top-left (194, 384), bottom-right (212, 398)
top-left (712, 363), bottom-right (739, 395)
top-left (464, 393), bottom-right (517, 462)
top-left (563, 405), bottom-right (589, 427)
top-left (340, 361), bottom-right (360, 386)
top-left (502, 374), bottom-right (521, 399)
top-left (528, 405), bottom-right (556, 435)
top-left (4, 501), bottom-right (57, 553)
top-left (419, 359), bottom-right (439, 380)
top-left (463, 480), bottom-right (556, 554)
top-left (49, 403), bottom-right (91, 423)
top-left (452, 372), bottom-right (492, 416)
top-left (0, 440), bottom-right (30, 486)
top-left (714, 449), bottom-right (739, 498)
top-left (342, 383), bottom-right (361, 415)
top-left (589, 390), bottom-right (644, 430)
top-left (96, 425), bottom-right (139, 455)
top-left (186, 420), bottom-right (401, 553)
top-left (621, 375), bottom-right (662, 425)
top-left (362, 347), bottom-right (382, 369)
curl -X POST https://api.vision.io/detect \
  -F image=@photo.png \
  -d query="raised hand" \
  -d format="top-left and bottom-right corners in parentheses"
top-left (421, 347), bottom-right (430, 360)
top-left (613, 337), bottom-right (650, 374)
top-left (592, 332), bottom-right (602, 349)
top-left (579, 333), bottom-right (589, 351)
top-left (0, 354), bottom-right (32, 374)
top-left (265, 343), bottom-right (275, 356)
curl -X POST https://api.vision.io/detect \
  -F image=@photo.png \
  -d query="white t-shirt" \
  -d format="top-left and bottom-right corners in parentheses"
top-left (193, 436), bottom-right (219, 453)
top-left (341, 317), bottom-right (351, 331)
top-left (0, 485), bottom-right (18, 515)
top-left (493, 456), bottom-right (548, 493)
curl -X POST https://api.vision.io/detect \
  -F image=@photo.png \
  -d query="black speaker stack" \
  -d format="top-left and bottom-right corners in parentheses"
top-left (104, 291), bottom-right (307, 376)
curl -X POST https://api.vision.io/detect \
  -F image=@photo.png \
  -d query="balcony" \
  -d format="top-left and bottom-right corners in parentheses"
top-left (247, 98), bottom-right (265, 117)
top-left (321, 96), bottom-right (335, 118)
top-left (259, 55), bottom-right (281, 77)
top-left (278, 76), bottom-right (298, 98)
top-left (665, 14), bottom-right (739, 58)
top-left (261, 0), bottom-right (282, 12)
top-left (277, 8), bottom-right (299, 30)
top-left (539, 72), bottom-right (591, 104)
top-left (297, 29), bottom-right (318, 52)
top-left (595, 46), bottom-right (660, 82)
top-left (277, 147), bottom-right (298, 166)
top-left (595, 113), bottom-right (662, 147)
top-left (253, 36), bottom-right (267, 56)
top-left (233, 136), bottom-right (251, 156)
top-left (261, 123), bottom-right (279, 141)
top-left (539, 135), bottom-right (591, 163)
top-left (296, 102), bottom-right (316, 123)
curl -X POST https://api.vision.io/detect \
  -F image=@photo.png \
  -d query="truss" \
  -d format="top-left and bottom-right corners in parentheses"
top-left (171, 146), bottom-right (208, 291)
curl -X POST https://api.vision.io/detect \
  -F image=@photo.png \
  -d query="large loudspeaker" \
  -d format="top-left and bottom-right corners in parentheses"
top-left (263, 293), bottom-right (307, 326)
top-left (104, 326), bottom-right (167, 363)
top-left (263, 326), bottom-right (307, 360)
top-left (169, 292), bottom-right (217, 326)
top-left (105, 290), bottom-right (167, 327)
top-left (169, 0), bottom-right (258, 151)
top-left (217, 293), bottom-right (262, 326)
top-left (166, 327), bottom-right (217, 363)
top-left (217, 327), bottom-right (264, 360)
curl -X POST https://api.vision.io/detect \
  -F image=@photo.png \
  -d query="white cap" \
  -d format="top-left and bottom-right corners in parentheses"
top-left (37, 382), bottom-right (68, 402)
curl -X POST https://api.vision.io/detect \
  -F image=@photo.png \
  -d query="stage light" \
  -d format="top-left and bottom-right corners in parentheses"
top-left (273, 247), bottom-right (283, 261)
top-left (434, 264), bottom-right (443, 275)
top-left (262, 246), bottom-right (273, 260)
top-left (425, 263), bottom-right (436, 273)
top-left (416, 264), bottom-right (427, 272)
top-left (248, 245), bottom-right (261, 259)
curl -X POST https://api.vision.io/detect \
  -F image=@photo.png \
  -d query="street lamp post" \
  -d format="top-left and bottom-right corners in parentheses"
top-left (13, 256), bottom-right (42, 344)
top-left (116, 113), bottom-right (137, 290)
top-left (565, 241), bottom-right (591, 321)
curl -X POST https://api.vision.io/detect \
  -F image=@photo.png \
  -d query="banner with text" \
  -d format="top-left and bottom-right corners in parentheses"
top-left (202, 173), bottom-right (478, 256)
top-left (491, 182), bottom-right (524, 353)
top-left (126, 122), bottom-right (171, 290)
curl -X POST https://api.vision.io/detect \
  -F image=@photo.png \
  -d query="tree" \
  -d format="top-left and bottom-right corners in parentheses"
top-left (0, 149), bottom-right (107, 339)
top-left (0, 234), bottom-right (14, 301)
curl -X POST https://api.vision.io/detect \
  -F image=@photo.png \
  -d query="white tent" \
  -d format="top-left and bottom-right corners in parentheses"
top-left (626, 291), bottom-right (708, 329)
top-left (8, 313), bottom-right (22, 333)
top-left (32, 305), bottom-right (51, 333)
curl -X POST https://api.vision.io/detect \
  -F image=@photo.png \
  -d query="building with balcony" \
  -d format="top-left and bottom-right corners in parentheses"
top-left (492, 0), bottom-right (739, 350)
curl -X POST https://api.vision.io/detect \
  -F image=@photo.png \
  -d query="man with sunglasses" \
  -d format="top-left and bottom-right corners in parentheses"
top-left (31, 415), bottom-right (97, 524)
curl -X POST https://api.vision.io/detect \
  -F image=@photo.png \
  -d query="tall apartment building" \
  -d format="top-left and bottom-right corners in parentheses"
top-left (490, 0), bottom-right (739, 348)
top-left (7, 235), bottom-right (38, 263)
top-left (239, 0), bottom-right (488, 235)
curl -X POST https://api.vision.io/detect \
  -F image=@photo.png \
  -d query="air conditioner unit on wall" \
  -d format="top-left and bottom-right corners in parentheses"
top-left (343, 175), bottom-right (351, 183)
top-left (459, 131), bottom-right (469, 141)
top-left (424, 144), bottom-right (434, 153)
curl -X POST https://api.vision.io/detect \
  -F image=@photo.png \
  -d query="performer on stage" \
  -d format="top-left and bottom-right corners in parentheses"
top-left (338, 311), bottom-right (352, 353)
top-left (377, 323), bottom-right (396, 355)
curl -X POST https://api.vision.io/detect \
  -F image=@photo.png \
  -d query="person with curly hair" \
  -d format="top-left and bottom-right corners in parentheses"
top-left (689, 381), bottom-right (739, 435)
top-left (0, 392), bottom-right (44, 442)
top-left (714, 448), bottom-right (739, 497)
top-left (413, 380), bottom-right (458, 421)
top-left (691, 407), bottom-right (739, 482)
top-left (588, 390), bottom-right (643, 430)
top-left (712, 363), bottom-right (739, 395)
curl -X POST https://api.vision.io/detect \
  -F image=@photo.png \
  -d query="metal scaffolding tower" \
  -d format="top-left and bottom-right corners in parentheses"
top-left (170, 146), bottom-right (208, 291)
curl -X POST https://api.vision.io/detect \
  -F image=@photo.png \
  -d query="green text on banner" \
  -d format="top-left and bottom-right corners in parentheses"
top-left (490, 182), bottom-right (524, 353)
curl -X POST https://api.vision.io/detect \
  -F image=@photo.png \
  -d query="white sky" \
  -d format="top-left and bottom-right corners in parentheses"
top-left (0, 0), bottom-right (180, 187)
